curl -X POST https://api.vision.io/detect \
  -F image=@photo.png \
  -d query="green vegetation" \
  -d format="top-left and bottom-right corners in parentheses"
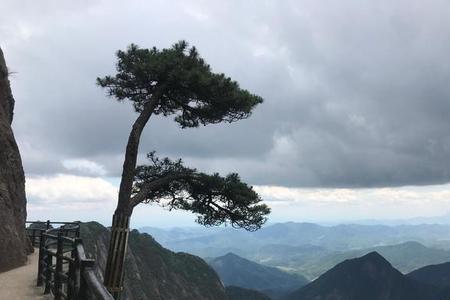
top-left (408, 262), bottom-right (450, 289)
top-left (98, 41), bottom-right (270, 298)
top-left (297, 241), bottom-right (450, 279)
top-left (226, 286), bottom-right (272, 300)
top-left (209, 253), bottom-right (308, 299)
top-left (152, 222), bottom-right (450, 280)
top-left (283, 252), bottom-right (441, 300)
top-left (81, 222), bottom-right (227, 300)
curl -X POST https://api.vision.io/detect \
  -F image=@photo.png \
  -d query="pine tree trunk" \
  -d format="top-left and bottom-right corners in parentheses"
top-left (104, 213), bottom-right (131, 300)
top-left (103, 92), bottom-right (162, 299)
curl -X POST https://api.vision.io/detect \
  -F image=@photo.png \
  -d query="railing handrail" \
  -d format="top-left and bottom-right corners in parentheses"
top-left (26, 221), bottom-right (114, 300)
top-left (75, 242), bottom-right (114, 300)
top-left (26, 221), bottom-right (81, 225)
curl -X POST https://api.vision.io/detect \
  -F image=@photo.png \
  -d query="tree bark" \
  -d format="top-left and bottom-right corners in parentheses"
top-left (116, 98), bottom-right (158, 214)
top-left (104, 88), bottom-right (163, 299)
top-left (129, 173), bottom-right (186, 207)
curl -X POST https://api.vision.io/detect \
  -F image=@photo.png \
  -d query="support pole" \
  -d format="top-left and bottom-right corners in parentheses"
top-left (55, 231), bottom-right (63, 300)
top-left (104, 213), bottom-right (130, 300)
top-left (37, 233), bottom-right (45, 286)
top-left (44, 244), bottom-right (52, 294)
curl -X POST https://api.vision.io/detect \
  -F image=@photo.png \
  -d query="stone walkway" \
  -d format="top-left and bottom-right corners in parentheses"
top-left (0, 249), bottom-right (51, 300)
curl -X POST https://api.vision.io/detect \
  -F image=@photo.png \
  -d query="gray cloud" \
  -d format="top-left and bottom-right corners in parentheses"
top-left (3, 0), bottom-right (450, 187)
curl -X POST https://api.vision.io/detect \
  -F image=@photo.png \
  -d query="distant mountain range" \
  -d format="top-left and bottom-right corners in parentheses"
top-left (139, 226), bottom-right (225, 245)
top-left (295, 241), bottom-right (450, 279)
top-left (208, 253), bottom-right (308, 299)
top-left (83, 221), bottom-right (450, 300)
top-left (141, 222), bottom-right (450, 254)
top-left (140, 222), bottom-right (450, 280)
top-left (355, 212), bottom-right (450, 226)
top-left (283, 252), bottom-right (447, 300)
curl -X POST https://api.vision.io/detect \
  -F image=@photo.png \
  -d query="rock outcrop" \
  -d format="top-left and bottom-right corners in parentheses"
top-left (0, 48), bottom-right (29, 272)
top-left (81, 222), bottom-right (228, 300)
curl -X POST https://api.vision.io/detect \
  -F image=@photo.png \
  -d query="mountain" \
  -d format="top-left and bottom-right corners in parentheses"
top-left (139, 226), bottom-right (225, 245)
top-left (297, 241), bottom-right (450, 279)
top-left (80, 222), bottom-right (227, 300)
top-left (283, 252), bottom-right (439, 300)
top-left (0, 47), bottom-right (29, 272)
top-left (408, 262), bottom-right (450, 289)
top-left (251, 244), bottom-right (328, 267)
top-left (151, 222), bottom-right (450, 281)
top-left (356, 212), bottom-right (450, 226)
top-left (209, 252), bottom-right (308, 299)
top-left (226, 286), bottom-right (272, 300)
top-left (159, 222), bottom-right (450, 257)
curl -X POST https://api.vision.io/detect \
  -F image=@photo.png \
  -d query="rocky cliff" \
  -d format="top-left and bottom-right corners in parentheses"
top-left (0, 48), bottom-right (29, 272)
top-left (81, 222), bottom-right (228, 300)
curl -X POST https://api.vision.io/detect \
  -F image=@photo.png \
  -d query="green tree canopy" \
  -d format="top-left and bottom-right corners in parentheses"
top-left (97, 41), bottom-right (263, 128)
top-left (132, 152), bottom-right (270, 231)
top-left (97, 40), bottom-right (269, 230)
top-left (98, 41), bottom-right (270, 298)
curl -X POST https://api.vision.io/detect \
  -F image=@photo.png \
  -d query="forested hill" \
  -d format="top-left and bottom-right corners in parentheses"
top-left (80, 222), bottom-right (227, 300)
top-left (209, 252), bottom-right (307, 299)
top-left (408, 262), bottom-right (450, 289)
top-left (225, 286), bottom-right (272, 300)
top-left (283, 252), bottom-right (442, 300)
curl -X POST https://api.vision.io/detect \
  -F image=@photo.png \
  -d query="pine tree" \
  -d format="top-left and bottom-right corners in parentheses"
top-left (97, 41), bottom-right (270, 299)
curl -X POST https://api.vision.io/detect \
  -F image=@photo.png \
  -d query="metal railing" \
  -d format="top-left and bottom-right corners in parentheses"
top-left (26, 221), bottom-right (114, 300)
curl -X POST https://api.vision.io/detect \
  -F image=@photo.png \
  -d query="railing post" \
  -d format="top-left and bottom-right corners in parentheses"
top-left (55, 230), bottom-right (63, 300)
top-left (76, 221), bottom-right (81, 238)
top-left (73, 238), bottom-right (83, 300)
top-left (28, 220), bottom-right (114, 300)
top-left (79, 259), bottom-right (95, 300)
top-left (44, 240), bottom-right (52, 294)
top-left (37, 233), bottom-right (45, 286)
top-left (67, 239), bottom-right (78, 300)
top-left (31, 229), bottom-right (36, 247)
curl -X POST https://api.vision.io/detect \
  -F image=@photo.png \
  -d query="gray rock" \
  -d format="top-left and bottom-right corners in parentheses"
top-left (0, 47), bottom-right (29, 272)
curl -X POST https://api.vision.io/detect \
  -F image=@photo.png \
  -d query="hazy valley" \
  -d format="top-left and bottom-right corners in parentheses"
top-left (138, 222), bottom-right (450, 299)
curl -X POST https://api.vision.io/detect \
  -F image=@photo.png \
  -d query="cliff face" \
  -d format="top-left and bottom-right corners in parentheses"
top-left (81, 222), bottom-right (228, 300)
top-left (0, 48), bottom-right (29, 272)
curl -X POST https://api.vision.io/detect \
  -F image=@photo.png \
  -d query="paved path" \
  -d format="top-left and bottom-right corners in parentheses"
top-left (0, 249), bottom-right (51, 300)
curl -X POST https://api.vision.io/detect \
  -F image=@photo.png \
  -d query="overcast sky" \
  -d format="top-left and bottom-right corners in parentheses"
top-left (3, 0), bottom-right (450, 227)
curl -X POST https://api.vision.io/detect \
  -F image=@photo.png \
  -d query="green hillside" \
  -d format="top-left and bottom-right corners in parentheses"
top-left (81, 222), bottom-right (227, 300)
top-left (283, 252), bottom-right (440, 300)
top-left (209, 252), bottom-right (308, 299)
top-left (226, 286), bottom-right (272, 300)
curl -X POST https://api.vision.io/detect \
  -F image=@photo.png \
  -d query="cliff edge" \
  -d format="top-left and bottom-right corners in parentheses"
top-left (81, 222), bottom-right (228, 300)
top-left (0, 48), bottom-right (29, 272)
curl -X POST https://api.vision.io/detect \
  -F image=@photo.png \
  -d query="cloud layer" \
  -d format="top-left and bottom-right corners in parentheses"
top-left (24, 173), bottom-right (450, 227)
top-left (2, 0), bottom-right (450, 191)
